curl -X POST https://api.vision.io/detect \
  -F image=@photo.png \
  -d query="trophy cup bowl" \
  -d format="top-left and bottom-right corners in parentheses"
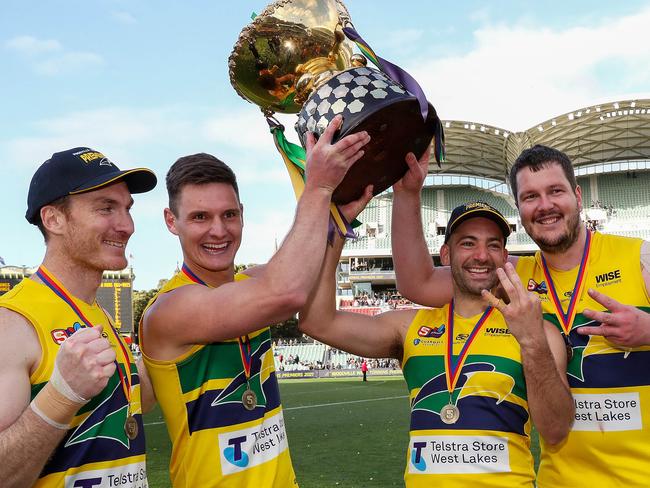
top-left (229, 0), bottom-right (438, 204)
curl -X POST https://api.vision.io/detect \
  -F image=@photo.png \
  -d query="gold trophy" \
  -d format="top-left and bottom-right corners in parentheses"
top-left (229, 0), bottom-right (444, 205)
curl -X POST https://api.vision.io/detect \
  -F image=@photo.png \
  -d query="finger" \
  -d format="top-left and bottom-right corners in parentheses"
top-left (495, 267), bottom-right (516, 303)
top-left (344, 148), bottom-right (365, 168)
top-left (502, 262), bottom-right (524, 301)
top-left (582, 308), bottom-right (619, 326)
top-left (335, 131), bottom-right (370, 154)
top-left (306, 131), bottom-right (316, 156)
top-left (587, 288), bottom-right (622, 311)
top-left (481, 289), bottom-right (504, 310)
top-left (100, 362), bottom-right (117, 379)
top-left (576, 324), bottom-right (616, 338)
top-left (319, 115), bottom-right (343, 145)
top-left (339, 134), bottom-right (370, 159)
top-left (85, 336), bottom-right (114, 354)
top-left (69, 326), bottom-right (102, 343)
top-left (417, 144), bottom-right (432, 166)
top-left (94, 347), bottom-right (118, 366)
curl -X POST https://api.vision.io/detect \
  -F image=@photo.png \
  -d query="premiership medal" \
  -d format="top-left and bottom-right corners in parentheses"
top-left (242, 388), bottom-right (258, 411)
top-left (440, 404), bottom-right (460, 424)
top-left (125, 415), bottom-right (139, 440)
top-left (35, 266), bottom-right (138, 442)
top-left (442, 300), bottom-right (494, 424)
top-left (540, 229), bottom-right (592, 337)
top-left (181, 264), bottom-right (261, 413)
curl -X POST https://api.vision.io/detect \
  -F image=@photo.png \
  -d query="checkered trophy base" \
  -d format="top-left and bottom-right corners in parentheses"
top-left (295, 66), bottom-right (437, 204)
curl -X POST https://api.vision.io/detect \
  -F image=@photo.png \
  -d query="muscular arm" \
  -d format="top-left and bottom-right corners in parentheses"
top-left (520, 321), bottom-right (573, 446)
top-left (136, 358), bottom-right (156, 414)
top-left (299, 231), bottom-right (412, 360)
top-left (144, 118), bottom-right (371, 353)
top-left (0, 308), bottom-right (117, 487)
top-left (0, 310), bottom-right (67, 488)
top-left (483, 264), bottom-right (573, 446)
top-left (391, 151), bottom-right (453, 307)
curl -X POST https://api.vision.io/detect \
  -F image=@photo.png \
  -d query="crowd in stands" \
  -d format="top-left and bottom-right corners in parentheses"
top-left (272, 337), bottom-right (399, 372)
top-left (340, 292), bottom-right (414, 310)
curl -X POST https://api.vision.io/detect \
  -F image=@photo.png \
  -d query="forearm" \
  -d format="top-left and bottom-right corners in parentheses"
top-left (520, 338), bottom-right (574, 445)
top-left (391, 190), bottom-right (443, 305)
top-left (0, 407), bottom-right (67, 487)
top-left (264, 185), bottom-right (333, 303)
top-left (299, 232), bottom-right (344, 337)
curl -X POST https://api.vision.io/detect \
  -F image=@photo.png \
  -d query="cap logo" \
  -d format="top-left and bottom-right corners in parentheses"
top-left (465, 202), bottom-right (489, 210)
top-left (72, 149), bottom-right (114, 167)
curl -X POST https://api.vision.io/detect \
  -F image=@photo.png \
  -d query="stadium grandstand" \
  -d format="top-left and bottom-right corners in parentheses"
top-left (0, 266), bottom-right (135, 335)
top-left (337, 98), bottom-right (650, 312)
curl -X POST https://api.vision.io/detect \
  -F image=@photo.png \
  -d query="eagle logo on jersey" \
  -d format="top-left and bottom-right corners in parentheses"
top-left (65, 369), bottom-right (141, 449)
top-left (409, 362), bottom-right (526, 434)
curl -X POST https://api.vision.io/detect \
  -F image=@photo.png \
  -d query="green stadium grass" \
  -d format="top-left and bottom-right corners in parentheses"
top-left (143, 376), bottom-right (540, 487)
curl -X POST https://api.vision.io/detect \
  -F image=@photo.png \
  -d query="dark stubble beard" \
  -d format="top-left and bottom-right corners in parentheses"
top-left (530, 204), bottom-right (582, 254)
top-left (450, 262), bottom-right (499, 298)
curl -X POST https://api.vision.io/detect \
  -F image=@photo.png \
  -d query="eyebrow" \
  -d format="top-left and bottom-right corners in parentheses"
top-left (93, 197), bottom-right (134, 207)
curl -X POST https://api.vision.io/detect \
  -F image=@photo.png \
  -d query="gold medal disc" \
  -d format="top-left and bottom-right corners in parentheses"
top-left (125, 415), bottom-right (139, 440)
top-left (242, 389), bottom-right (258, 411)
top-left (440, 404), bottom-right (460, 424)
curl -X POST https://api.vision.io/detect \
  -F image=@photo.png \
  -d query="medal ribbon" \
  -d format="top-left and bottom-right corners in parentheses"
top-left (181, 262), bottom-right (253, 382)
top-left (35, 266), bottom-right (132, 407)
top-left (539, 229), bottom-right (592, 335)
top-left (444, 301), bottom-right (494, 399)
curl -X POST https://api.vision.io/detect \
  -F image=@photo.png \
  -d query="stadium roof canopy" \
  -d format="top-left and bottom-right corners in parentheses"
top-left (431, 98), bottom-right (650, 183)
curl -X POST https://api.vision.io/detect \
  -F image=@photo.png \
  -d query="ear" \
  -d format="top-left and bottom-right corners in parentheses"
top-left (575, 184), bottom-right (583, 212)
top-left (40, 205), bottom-right (67, 238)
top-left (164, 208), bottom-right (179, 236)
top-left (440, 243), bottom-right (450, 266)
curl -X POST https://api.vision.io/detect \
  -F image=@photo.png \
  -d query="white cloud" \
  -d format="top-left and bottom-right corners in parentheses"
top-left (408, 6), bottom-right (650, 131)
top-left (112, 11), bottom-right (137, 24)
top-left (34, 51), bottom-right (105, 76)
top-left (5, 35), bottom-right (61, 55)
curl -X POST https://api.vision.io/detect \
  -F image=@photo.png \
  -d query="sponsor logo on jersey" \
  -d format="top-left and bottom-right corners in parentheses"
top-left (595, 269), bottom-right (622, 286)
top-left (527, 279), bottom-right (548, 294)
top-left (51, 321), bottom-right (91, 345)
top-left (455, 333), bottom-right (469, 342)
top-left (418, 324), bottom-right (446, 338)
top-left (219, 412), bottom-right (288, 475)
top-left (484, 327), bottom-right (511, 336)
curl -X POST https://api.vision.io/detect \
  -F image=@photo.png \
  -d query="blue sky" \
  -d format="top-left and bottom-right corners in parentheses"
top-left (2, 0), bottom-right (650, 290)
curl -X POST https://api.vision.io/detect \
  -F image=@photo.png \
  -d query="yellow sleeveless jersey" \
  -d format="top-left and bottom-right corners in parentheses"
top-left (0, 277), bottom-right (147, 488)
top-left (140, 270), bottom-right (297, 488)
top-left (516, 232), bottom-right (650, 487)
top-left (402, 306), bottom-right (535, 488)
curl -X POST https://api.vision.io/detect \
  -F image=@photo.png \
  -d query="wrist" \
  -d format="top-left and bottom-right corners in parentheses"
top-left (31, 382), bottom-right (86, 430)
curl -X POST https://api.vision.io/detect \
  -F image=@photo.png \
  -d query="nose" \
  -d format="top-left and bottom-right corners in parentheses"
top-left (472, 243), bottom-right (489, 262)
top-left (537, 193), bottom-right (555, 212)
top-left (208, 217), bottom-right (228, 238)
top-left (116, 209), bottom-right (135, 237)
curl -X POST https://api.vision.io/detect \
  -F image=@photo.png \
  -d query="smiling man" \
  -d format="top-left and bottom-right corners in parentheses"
top-left (139, 116), bottom-right (370, 487)
top-left (299, 196), bottom-right (572, 488)
top-left (0, 147), bottom-right (156, 487)
top-left (393, 144), bottom-right (650, 486)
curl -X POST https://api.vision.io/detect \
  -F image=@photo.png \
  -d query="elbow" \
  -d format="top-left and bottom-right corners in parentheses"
top-left (541, 417), bottom-right (573, 447)
top-left (272, 288), bottom-right (309, 317)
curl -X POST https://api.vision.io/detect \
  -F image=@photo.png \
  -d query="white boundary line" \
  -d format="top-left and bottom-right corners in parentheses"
top-left (143, 394), bottom-right (408, 426)
top-left (283, 394), bottom-right (408, 411)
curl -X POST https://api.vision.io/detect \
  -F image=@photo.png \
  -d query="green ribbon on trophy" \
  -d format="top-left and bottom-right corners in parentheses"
top-left (267, 116), bottom-right (360, 238)
top-left (229, 0), bottom-right (445, 240)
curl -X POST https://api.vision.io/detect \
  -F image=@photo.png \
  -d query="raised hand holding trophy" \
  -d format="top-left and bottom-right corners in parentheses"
top-left (229, 0), bottom-right (444, 235)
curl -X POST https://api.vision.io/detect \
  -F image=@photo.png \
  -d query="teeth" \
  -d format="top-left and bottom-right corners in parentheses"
top-left (467, 267), bottom-right (488, 273)
top-left (538, 216), bottom-right (560, 224)
top-left (104, 240), bottom-right (125, 248)
top-left (203, 243), bottom-right (227, 250)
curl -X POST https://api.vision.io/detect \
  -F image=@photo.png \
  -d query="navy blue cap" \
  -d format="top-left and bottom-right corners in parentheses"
top-left (444, 201), bottom-right (511, 243)
top-left (26, 147), bottom-right (157, 224)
